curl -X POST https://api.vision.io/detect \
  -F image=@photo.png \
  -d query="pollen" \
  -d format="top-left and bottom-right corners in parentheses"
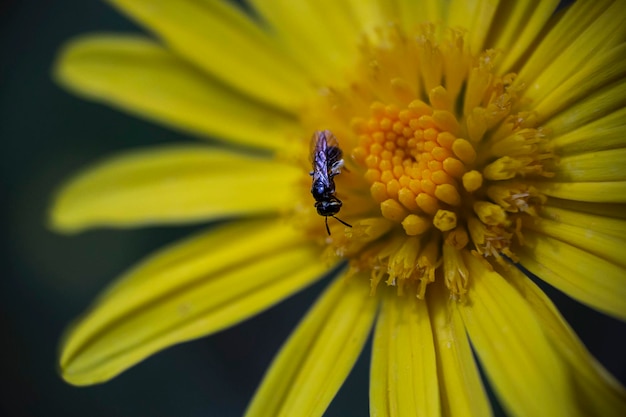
top-left (300, 25), bottom-right (553, 299)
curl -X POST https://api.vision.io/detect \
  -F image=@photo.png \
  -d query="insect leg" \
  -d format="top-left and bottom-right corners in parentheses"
top-left (333, 216), bottom-right (352, 228)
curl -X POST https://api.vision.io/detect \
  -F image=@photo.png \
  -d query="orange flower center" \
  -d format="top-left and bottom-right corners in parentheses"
top-left (352, 99), bottom-right (477, 234)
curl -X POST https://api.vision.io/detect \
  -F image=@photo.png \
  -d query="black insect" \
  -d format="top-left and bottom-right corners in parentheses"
top-left (310, 130), bottom-right (352, 235)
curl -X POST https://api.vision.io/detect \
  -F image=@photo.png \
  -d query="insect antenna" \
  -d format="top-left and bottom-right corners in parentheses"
top-left (334, 216), bottom-right (352, 228)
top-left (325, 216), bottom-right (353, 235)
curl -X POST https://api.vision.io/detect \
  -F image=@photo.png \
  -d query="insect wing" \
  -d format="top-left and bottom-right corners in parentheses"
top-left (309, 131), bottom-right (330, 184)
top-left (311, 130), bottom-right (344, 173)
top-left (322, 131), bottom-right (344, 178)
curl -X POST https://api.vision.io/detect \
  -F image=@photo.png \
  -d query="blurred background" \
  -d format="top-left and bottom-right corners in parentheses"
top-left (1, 1), bottom-right (624, 416)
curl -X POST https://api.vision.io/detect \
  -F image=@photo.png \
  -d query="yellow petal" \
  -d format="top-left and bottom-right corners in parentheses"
top-left (517, 0), bottom-right (623, 97)
top-left (525, 2), bottom-right (626, 107)
top-left (527, 180), bottom-right (626, 203)
top-left (556, 147), bottom-right (626, 184)
top-left (247, 0), bottom-right (360, 82)
top-left (447, 0), bottom-right (500, 54)
top-left (428, 282), bottom-right (492, 417)
top-left (54, 35), bottom-right (297, 150)
top-left (60, 219), bottom-right (328, 385)
top-left (396, 0), bottom-right (442, 33)
top-left (519, 231), bottom-right (626, 321)
top-left (458, 252), bottom-right (576, 417)
top-left (50, 145), bottom-right (300, 233)
top-left (533, 44), bottom-right (626, 122)
top-left (489, 0), bottom-right (560, 72)
top-left (370, 290), bottom-right (440, 417)
top-left (245, 273), bottom-right (378, 417)
top-left (546, 197), bottom-right (626, 220)
top-left (525, 216), bottom-right (626, 268)
top-left (550, 107), bottom-right (626, 154)
top-left (541, 205), bottom-right (626, 238)
top-left (105, 0), bottom-right (310, 111)
top-left (340, 0), bottom-right (391, 42)
top-left (501, 265), bottom-right (626, 417)
top-left (544, 78), bottom-right (626, 137)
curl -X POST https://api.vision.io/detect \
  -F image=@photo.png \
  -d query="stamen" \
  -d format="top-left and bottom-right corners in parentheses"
top-left (443, 242), bottom-right (468, 296)
top-left (380, 199), bottom-right (409, 222)
top-left (473, 201), bottom-right (508, 225)
top-left (401, 214), bottom-right (430, 236)
top-left (416, 238), bottom-right (440, 299)
top-left (486, 183), bottom-right (546, 214)
top-left (433, 210), bottom-right (457, 232)
top-left (462, 170), bottom-right (483, 192)
top-left (446, 227), bottom-right (469, 249)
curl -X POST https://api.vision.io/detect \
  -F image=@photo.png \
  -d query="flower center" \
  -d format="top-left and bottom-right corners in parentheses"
top-left (297, 25), bottom-right (553, 299)
top-left (352, 100), bottom-right (476, 234)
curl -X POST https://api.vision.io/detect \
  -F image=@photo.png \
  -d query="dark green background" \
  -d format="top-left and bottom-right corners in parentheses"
top-left (2, 1), bottom-right (624, 416)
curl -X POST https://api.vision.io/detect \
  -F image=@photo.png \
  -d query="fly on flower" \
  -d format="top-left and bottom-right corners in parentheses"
top-left (309, 130), bottom-right (352, 235)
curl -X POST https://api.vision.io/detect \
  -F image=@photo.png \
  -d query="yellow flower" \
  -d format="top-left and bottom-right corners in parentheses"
top-left (51, 1), bottom-right (626, 416)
